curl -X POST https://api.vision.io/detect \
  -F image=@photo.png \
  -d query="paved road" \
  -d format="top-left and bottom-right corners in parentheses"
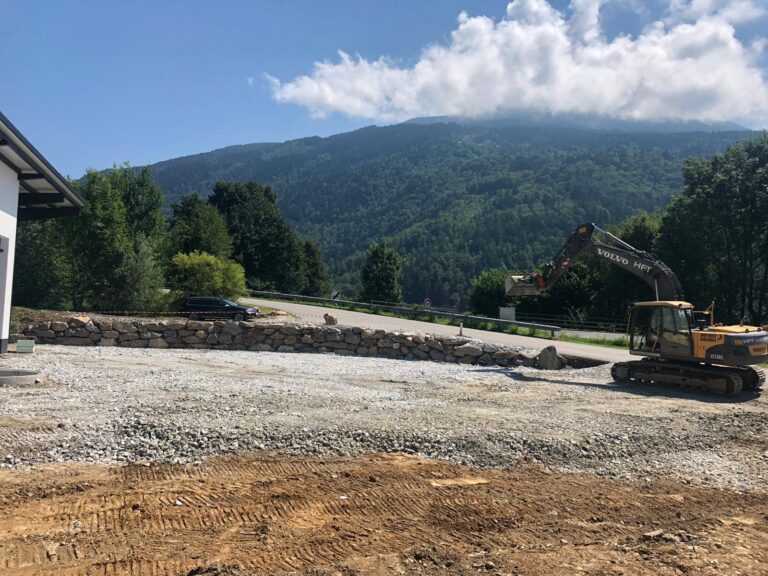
top-left (241, 297), bottom-right (632, 363)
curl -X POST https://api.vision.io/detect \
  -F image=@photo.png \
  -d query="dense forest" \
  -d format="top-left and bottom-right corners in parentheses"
top-left (13, 168), bottom-right (328, 312)
top-left (147, 118), bottom-right (753, 308)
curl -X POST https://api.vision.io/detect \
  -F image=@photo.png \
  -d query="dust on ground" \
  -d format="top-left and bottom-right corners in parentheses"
top-left (1, 452), bottom-right (766, 576)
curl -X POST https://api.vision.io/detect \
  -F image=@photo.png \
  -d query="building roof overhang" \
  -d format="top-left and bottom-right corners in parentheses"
top-left (0, 111), bottom-right (84, 221)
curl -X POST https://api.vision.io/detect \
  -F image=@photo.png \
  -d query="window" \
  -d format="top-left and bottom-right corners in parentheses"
top-left (662, 308), bottom-right (691, 334)
top-left (661, 308), bottom-right (676, 334)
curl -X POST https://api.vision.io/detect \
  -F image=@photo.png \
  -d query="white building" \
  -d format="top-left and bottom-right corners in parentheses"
top-left (0, 112), bottom-right (84, 352)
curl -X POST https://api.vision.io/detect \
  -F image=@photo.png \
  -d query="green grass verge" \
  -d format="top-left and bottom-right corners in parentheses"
top-left (557, 334), bottom-right (630, 349)
top-left (9, 307), bottom-right (37, 334)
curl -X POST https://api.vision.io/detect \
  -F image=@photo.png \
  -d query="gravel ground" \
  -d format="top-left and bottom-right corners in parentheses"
top-left (2, 345), bottom-right (767, 492)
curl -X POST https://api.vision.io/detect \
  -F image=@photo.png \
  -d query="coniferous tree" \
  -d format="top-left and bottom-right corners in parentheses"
top-left (301, 239), bottom-right (329, 296)
top-left (209, 181), bottom-right (306, 292)
top-left (116, 235), bottom-right (166, 311)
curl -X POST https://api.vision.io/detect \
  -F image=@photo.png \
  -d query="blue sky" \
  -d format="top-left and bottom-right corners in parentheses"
top-left (2, 0), bottom-right (766, 177)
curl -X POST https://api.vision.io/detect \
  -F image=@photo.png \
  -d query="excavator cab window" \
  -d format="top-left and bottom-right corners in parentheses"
top-left (659, 307), bottom-right (693, 356)
top-left (630, 307), bottom-right (661, 353)
top-left (630, 306), bottom-right (693, 357)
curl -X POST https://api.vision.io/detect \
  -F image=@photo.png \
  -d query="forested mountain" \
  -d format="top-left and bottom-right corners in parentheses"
top-left (146, 118), bottom-right (754, 308)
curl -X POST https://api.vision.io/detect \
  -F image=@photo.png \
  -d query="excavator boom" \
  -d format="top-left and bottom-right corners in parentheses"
top-left (506, 223), bottom-right (685, 300)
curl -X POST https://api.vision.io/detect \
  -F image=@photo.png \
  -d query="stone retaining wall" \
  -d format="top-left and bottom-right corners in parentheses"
top-left (17, 316), bottom-right (527, 367)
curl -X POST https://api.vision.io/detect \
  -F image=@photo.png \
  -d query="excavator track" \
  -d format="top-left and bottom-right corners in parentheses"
top-left (610, 359), bottom-right (761, 397)
top-left (738, 365), bottom-right (766, 391)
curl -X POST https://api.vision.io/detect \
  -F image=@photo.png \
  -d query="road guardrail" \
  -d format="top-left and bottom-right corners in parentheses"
top-left (245, 290), bottom-right (562, 337)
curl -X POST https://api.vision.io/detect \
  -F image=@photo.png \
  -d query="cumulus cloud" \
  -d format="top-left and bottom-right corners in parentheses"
top-left (269, 0), bottom-right (768, 124)
top-left (666, 0), bottom-right (766, 24)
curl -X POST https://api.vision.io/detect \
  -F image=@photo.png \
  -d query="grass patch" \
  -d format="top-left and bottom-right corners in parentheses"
top-left (10, 307), bottom-right (34, 334)
top-left (10, 304), bottom-right (288, 332)
top-left (9, 307), bottom-right (71, 334)
top-left (558, 334), bottom-right (629, 349)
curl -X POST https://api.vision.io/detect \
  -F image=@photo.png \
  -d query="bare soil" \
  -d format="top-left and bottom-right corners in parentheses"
top-left (1, 452), bottom-right (766, 576)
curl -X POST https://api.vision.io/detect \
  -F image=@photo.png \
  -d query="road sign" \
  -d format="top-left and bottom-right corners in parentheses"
top-left (423, 298), bottom-right (432, 309)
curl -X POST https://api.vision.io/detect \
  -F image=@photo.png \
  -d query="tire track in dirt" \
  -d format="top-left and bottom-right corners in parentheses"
top-left (1, 452), bottom-right (767, 575)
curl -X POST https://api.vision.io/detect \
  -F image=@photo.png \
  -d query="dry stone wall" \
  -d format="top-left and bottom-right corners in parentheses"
top-left (17, 316), bottom-right (527, 367)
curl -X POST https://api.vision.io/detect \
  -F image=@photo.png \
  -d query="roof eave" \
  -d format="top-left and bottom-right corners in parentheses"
top-left (0, 111), bottom-right (84, 209)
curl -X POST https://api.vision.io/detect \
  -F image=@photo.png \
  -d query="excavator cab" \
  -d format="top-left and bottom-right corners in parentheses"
top-left (628, 302), bottom-right (695, 358)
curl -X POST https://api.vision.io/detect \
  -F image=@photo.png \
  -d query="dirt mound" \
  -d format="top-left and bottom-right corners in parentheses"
top-left (1, 452), bottom-right (766, 575)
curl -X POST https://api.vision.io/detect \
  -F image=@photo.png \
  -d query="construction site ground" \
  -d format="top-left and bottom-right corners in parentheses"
top-left (2, 331), bottom-right (768, 574)
top-left (2, 452), bottom-right (767, 576)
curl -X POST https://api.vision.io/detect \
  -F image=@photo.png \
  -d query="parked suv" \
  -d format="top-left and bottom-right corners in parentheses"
top-left (181, 296), bottom-right (259, 321)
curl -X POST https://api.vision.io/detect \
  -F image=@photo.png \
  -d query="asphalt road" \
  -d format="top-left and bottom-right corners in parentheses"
top-left (240, 297), bottom-right (632, 363)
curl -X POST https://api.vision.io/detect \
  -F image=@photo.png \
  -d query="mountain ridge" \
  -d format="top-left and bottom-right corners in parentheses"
top-left (145, 118), bottom-right (756, 306)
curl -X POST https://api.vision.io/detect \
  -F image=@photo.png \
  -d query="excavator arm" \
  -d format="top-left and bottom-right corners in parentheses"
top-left (507, 223), bottom-right (685, 301)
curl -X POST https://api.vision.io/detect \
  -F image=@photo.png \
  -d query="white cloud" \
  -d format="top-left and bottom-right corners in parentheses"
top-left (568, 0), bottom-right (607, 43)
top-left (666, 0), bottom-right (766, 24)
top-left (270, 0), bottom-right (768, 124)
top-left (246, 77), bottom-right (255, 87)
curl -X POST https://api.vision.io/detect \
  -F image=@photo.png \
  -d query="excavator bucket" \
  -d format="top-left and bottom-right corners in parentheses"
top-left (505, 274), bottom-right (542, 297)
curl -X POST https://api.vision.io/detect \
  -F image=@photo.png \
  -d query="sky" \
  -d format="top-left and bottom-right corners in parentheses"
top-left (2, 0), bottom-right (767, 177)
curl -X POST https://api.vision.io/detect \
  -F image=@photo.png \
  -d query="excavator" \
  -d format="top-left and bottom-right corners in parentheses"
top-left (506, 223), bottom-right (767, 396)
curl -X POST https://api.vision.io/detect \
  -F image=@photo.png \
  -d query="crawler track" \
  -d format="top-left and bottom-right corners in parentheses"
top-left (611, 359), bottom-right (765, 396)
top-left (1, 453), bottom-right (767, 575)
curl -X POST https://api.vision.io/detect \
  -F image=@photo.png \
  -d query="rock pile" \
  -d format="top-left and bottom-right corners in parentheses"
top-left (17, 316), bottom-right (528, 367)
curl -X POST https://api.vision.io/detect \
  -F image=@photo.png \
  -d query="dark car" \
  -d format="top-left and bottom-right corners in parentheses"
top-left (181, 296), bottom-right (259, 321)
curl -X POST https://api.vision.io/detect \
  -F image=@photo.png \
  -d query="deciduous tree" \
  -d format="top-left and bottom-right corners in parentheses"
top-left (170, 194), bottom-right (233, 259)
top-left (359, 242), bottom-right (403, 303)
top-left (468, 268), bottom-right (509, 318)
top-left (658, 136), bottom-right (768, 323)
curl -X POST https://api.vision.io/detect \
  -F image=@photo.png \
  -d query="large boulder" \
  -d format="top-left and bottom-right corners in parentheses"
top-left (453, 343), bottom-right (484, 357)
top-left (536, 345), bottom-right (565, 370)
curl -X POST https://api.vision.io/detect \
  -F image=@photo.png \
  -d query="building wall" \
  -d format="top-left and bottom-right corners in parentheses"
top-left (0, 163), bottom-right (19, 351)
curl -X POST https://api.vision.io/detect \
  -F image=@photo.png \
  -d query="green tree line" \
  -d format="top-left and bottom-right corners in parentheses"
top-left (13, 167), bottom-right (329, 312)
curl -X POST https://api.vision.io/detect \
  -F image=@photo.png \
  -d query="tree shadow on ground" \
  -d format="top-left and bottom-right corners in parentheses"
top-left (471, 367), bottom-right (760, 404)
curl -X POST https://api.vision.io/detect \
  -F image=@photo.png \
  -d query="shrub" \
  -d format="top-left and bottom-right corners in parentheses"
top-left (170, 251), bottom-right (247, 301)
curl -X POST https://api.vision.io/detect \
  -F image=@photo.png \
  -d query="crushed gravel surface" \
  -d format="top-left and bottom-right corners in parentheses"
top-left (2, 345), bottom-right (767, 492)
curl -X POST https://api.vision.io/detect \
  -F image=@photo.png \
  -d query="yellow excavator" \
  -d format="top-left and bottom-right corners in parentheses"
top-left (506, 223), bottom-right (767, 396)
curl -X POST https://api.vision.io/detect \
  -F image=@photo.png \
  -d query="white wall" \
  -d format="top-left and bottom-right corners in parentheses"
top-left (499, 306), bottom-right (516, 321)
top-left (0, 163), bottom-right (18, 349)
